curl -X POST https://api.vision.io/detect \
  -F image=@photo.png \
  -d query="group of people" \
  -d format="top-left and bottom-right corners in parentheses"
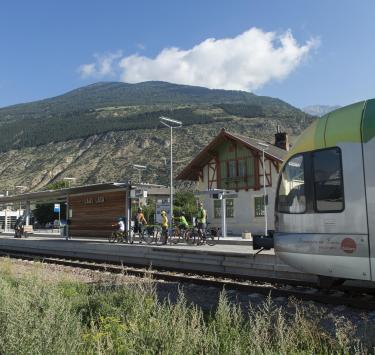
top-left (114, 202), bottom-right (207, 245)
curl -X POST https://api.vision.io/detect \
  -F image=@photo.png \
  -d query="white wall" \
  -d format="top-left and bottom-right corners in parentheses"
top-left (0, 209), bottom-right (23, 231)
top-left (195, 158), bottom-right (280, 236)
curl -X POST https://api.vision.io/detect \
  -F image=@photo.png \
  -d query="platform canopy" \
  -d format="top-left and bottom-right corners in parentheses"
top-left (0, 182), bottom-right (168, 206)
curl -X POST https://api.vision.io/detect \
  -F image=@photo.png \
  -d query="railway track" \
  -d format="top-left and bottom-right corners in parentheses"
top-left (1, 249), bottom-right (375, 310)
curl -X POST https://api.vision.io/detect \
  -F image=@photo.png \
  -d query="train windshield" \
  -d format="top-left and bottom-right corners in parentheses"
top-left (277, 147), bottom-right (344, 214)
top-left (277, 154), bottom-right (306, 213)
top-left (312, 148), bottom-right (344, 212)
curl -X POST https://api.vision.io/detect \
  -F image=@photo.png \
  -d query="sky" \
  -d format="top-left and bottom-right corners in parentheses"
top-left (1, 0), bottom-right (375, 109)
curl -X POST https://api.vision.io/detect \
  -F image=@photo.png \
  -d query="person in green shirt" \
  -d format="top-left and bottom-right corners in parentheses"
top-left (174, 211), bottom-right (189, 229)
top-left (173, 211), bottom-right (189, 239)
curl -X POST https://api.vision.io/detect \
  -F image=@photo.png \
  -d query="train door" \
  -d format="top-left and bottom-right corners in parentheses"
top-left (362, 100), bottom-right (375, 281)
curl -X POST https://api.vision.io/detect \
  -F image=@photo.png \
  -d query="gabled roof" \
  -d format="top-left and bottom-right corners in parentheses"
top-left (176, 128), bottom-right (287, 181)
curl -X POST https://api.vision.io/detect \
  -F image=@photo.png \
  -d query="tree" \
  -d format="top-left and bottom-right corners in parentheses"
top-left (173, 191), bottom-right (198, 223)
top-left (43, 180), bottom-right (70, 190)
top-left (33, 203), bottom-right (66, 226)
top-left (33, 180), bottom-right (69, 225)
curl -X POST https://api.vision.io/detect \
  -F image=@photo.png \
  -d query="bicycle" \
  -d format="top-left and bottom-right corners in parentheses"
top-left (205, 226), bottom-right (220, 246)
top-left (136, 225), bottom-right (163, 245)
top-left (155, 226), bottom-right (170, 246)
top-left (185, 226), bottom-right (199, 245)
top-left (136, 225), bottom-right (157, 245)
top-left (169, 224), bottom-right (189, 244)
top-left (193, 224), bottom-right (218, 246)
top-left (108, 230), bottom-right (128, 243)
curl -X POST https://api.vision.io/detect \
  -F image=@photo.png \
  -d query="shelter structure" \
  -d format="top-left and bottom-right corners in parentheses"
top-left (0, 182), bottom-right (169, 237)
top-left (176, 129), bottom-right (287, 235)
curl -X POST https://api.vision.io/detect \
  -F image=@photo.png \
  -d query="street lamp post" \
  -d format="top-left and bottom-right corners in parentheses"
top-left (15, 185), bottom-right (27, 219)
top-left (159, 116), bottom-right (182, 238)
top-left (132, 164), bottom-right (147, 208)
top-left (4, 190), bottom-right (9, 232)
top-left (62, 178), bottom-right (75, 240)
top-left (257, 142), bottom-right (269, 236)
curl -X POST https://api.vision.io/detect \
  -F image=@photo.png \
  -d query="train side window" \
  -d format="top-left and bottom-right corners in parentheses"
top-left (277, 154), bottom-right (306, 213)
top-left (312, 148), bottom-right (344, 212)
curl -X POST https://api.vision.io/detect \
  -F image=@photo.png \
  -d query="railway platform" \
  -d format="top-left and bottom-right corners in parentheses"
top-left (0, 234), bottom-right (315, 283)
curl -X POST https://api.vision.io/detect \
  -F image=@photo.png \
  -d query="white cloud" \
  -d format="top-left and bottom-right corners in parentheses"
top-left (79, 28), bottom-right (319, 91)
top-left (78, 63), bottom-right (96, 77)
top-left (78, 51), bottom-right (122, 78)
top-left (120, 28), bottom-right (318, 91)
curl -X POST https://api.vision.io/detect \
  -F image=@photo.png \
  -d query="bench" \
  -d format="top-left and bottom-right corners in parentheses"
top-left (23, 225), bottom-right (33, 237)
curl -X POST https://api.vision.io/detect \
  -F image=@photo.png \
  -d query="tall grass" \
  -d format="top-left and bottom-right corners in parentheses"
top-left (0, 260), bottom-right (373, 354)
top-left (0, 276), bottom-right (82, 354)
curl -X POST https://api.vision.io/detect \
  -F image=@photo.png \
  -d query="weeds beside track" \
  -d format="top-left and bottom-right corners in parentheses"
top-left (1, 250), bottom-right (375, 311)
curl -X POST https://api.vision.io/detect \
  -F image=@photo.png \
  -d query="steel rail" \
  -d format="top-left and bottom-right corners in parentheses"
top-left (1, 250), bottom-right (375, 310)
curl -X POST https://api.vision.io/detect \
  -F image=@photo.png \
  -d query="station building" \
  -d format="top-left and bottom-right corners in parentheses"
top-left (176, 129), bottom-right (287, 235)
top-left (0, 182), bottom-right (169, 238)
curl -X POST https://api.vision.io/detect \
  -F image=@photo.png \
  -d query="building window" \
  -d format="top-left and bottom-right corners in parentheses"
top-left (228, 160), bottom-right (236, 177)
top-left (238, 159), bottom-right (246, 177)
top-left (226, 199), bottom-right (234, 218)
top-left (213, 199), bottom-right (234, 218)
top-left (213, 200), bottom-right (221, 218)
top-left (313, 148), bottom-right (344, 212)
top-left (254, 196), bottom-right (265, 217)
top-left (277, 154), bottom-right (306, 213)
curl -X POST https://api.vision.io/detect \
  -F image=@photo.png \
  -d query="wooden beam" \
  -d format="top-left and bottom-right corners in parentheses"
top-left (254, 153), bottom-right (261, 190)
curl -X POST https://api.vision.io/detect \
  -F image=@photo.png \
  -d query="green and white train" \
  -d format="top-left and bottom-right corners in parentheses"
top-left (274, 99), bottom-right (375, 285)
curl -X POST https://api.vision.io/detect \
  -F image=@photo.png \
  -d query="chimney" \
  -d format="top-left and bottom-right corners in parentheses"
top-left (274, 126), bottom-right (289, 151)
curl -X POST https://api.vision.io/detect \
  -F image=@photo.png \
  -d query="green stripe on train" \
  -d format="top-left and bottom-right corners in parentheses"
top-left (363, 99), bottom-right (375, 143)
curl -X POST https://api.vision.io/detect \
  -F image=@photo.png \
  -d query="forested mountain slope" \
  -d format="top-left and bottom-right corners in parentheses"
top-left (0, 81), bottom-right (315, 191)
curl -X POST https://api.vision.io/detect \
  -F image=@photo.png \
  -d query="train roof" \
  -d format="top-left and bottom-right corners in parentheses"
top-left (287, 98), bottom-right (375, 159)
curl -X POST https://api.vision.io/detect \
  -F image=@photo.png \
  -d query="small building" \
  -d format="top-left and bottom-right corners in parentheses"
top-left (0, 209), bottom-right (23, 230)
top-left (176, 129), bottom-right (287, 235)
top-left (0, 182), bottom-right (169, 237)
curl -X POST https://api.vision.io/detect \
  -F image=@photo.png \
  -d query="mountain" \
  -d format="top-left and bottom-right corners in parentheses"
top-left (1, 81), bottom-right (305, 117)
top-left (302, 105), bottom-right (341, 117)
top-left (0, 81), bottom-right (315, 191)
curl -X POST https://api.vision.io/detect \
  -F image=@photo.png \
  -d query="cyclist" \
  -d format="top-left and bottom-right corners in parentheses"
top-left (173, 211), bottom-right (189, 239)
top-left (196, 202), bottom-right (207, 243)
top-left (134, 207), bottom-right (147, 242)
top-left (160, 210), bottom-right (169, 244)
top-left (111, 217), bottom-right (126, 241)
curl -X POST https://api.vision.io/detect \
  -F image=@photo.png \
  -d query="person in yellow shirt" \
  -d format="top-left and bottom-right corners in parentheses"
top-left (160, 210), bottom-right (169, 245)
top-left (197, 201), bottom-right (207, 241)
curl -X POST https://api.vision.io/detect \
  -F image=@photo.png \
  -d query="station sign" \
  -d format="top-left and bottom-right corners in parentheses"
top-left (54, 203), bottom-right (60, 212)
top-left (130, 189), bottom-right (148, 198)
top-left (83, 196), bottom-right (105, 205)
top-left (198, 189), bottom-right (238, 199)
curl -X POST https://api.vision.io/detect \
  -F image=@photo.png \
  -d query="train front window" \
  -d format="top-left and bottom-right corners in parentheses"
top-left (313, 148), bottom-right (344, 212)
top-left (277, 154), bottom-right (306, 213)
